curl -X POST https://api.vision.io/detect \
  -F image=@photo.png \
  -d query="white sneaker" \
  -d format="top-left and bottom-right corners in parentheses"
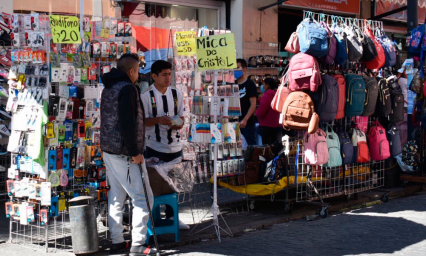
top-left (169, 217), bottom-right (190, 230)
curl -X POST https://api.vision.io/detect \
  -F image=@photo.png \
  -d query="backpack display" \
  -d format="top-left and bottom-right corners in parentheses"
top-left (387, 123), bottom-right (402, 157)
top-left (357, 27), bottom-right (378, 62)
top-left (362, 76), bottom-right (379, 116)
top-left (298, 18), bottom-right (329, 58)
top-left (271, 75), bottom-right (291, 112)
top-left (352, 128), bottom-right (370, 163)
top-left (288, 52), bottom-right (321, 92)
top-left (337, 127), bottom-right (354, 165)
top-left (310, 74), bottom-right (339, 122)
top-left (387, 77), bottom-right (404, 123)
top-left (344, 74), bottom-right (366, 117)
top-left (375, 78), bottom-right (392, 117)
top-left (320, 22), bottom-right (337, 65)
top-left (408, 24), bottom-right (425, 57)
top-left (376, 30), bottom-right (397, 67)
top-left (354, 116), bottom-right (369, 133)
top-left (333, 25), bottom-right (348, 65)
top-left (332, 74), bottom-right (346, 120)
top-left (281, 91), bottom-right (319, 134)
top-left (285, 31), bottom-right (300, 54)
top-left (345, 25), bottom-right (363, 62)
top-left (363, 27), bottom-right (386, 70)
top-left (322, 125), bottom-right (342, 168)
top-left (304, 129), bottom-right (329, 165)
top-left (368, 121), bottom-right (391, 161)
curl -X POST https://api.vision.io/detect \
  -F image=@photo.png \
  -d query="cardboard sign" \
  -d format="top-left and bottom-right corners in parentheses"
top-left (49, 15), bottom-right (81, 44)
top-left (176, 31), bottom-right (196, 56)
top-left (196, 33), bottom-right (237, 71)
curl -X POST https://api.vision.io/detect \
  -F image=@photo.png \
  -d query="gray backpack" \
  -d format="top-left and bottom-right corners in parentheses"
top-left (362, 76), bottom-right (379, 116)
top-left (387, 123), bottom-right (402, 157)
top-left (345, 25), bottom-right (363, 62)
top-left (310, 74), bottom-right (339, 122)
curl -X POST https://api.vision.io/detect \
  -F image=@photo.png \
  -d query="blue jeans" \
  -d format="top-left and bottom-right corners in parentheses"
top-left (241, 125), bottom-right (257, 146)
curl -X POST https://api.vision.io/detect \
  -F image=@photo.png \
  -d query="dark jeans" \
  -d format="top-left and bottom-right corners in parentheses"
top-left (241, 125), bottom-right (257, 146)
top-left (259, 126), bottom-right (283, 145)
top-left (144, 147), bottom-right (182, 219)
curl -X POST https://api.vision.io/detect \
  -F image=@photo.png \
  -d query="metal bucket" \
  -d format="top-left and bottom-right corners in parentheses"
top-left (69, 196), bottom-right (99, 254)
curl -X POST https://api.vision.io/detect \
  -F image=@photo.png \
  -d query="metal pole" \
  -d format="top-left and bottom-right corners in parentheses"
top-left (212, 70), bottom-right (220, 241)
top-left (407, 0), bottom-right (418, 33)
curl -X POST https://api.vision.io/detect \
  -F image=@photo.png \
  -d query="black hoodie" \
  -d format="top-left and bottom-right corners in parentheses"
top-left (101, 68), bottom-right (142, 156)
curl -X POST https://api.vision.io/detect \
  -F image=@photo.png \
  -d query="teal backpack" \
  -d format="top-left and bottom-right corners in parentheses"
top-left (345, 74), bottom-right (366, 117)
top-left (322, 124), bottom-right (342, 168)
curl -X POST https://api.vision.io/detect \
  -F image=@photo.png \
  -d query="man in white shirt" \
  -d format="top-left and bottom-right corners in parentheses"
top-left (141, 60), bottom-right (189, 230)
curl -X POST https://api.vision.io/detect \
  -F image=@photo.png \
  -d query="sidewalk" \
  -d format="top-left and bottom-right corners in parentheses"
top-left (0, 184), bottom-right (423, 255)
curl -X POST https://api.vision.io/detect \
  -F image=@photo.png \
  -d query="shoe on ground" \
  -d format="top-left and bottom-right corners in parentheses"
top-left (129, 244), bottom-right (157, 256)
top-left (169, 217), bottom-right (190, 230)
top-left (111, 240), bottom-right (131, 251)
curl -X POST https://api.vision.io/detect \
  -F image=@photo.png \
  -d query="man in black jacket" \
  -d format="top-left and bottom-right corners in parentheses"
top-left (101, 54), bottom-right (156, 255)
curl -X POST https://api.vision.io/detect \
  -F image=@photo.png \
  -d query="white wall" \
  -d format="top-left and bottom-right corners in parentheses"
top-left (1, 0), bottom-right (14, 14)
top-left (230, 0), bottom-right (243, 58)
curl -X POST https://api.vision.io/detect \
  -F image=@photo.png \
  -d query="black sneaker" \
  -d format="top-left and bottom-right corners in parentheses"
top-left (129, 244), bottom-right (157, 255)
top-left (111, 240), bottom-right (131, 251)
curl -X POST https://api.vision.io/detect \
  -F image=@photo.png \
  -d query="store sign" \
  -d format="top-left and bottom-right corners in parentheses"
top-left (49, 15), bottom-right (81, 44)
top-left (376, 1), bottom-right (426, 24)
top-left (175, 31), bottom-right (196, 56)
top-left (284, 0), bottom-right (360, 15)
top-left (196, 33), bottom-right (237, 71)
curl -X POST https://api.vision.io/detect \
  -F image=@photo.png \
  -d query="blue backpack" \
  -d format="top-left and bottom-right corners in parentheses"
top-left (337, 126), bottom-right (354, 165)
top-left (333, 25), bottom-right (348, 65)
top-left (408, 23), bottom-right (425, 57)
top-left (310, 74), bottom-right (339, 122)
top-left (298, 18), bottom-right (329, 58)
top-left (322, 124), bottom-right (342, 168)
top-left (345, 74), bottom-right (366, 117)
top-left (376, 30), bottom-right (396, 67)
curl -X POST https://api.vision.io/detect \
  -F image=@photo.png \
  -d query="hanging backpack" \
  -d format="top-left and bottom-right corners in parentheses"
top-left (409, 70), bottom-right (422, 94)
top-left (402, 140), bottom-right (420, 172)
top-left (355, 116), bottom-right (369, 134)
top-left (320, 22), bottom-right (337, 65)
top-left (363, 27), bottom-right (386, 70)
top-left (298, 18), bottom-right (329, 58)
top-left (387, 76), bottom-right (404, 123)
top-left (376, 29), bottom-right (397, 67)
top-left (333, 25), bottom-right (348, 66)
top-left (288, 52), bottom-right (321, 92)
top-left (271, 73), bottom-right (291, 112)
top-left (345, 25), bottom-right (363, 62)
top-left (345, 74), bottom-right (366, 117)
top-left (304, 129), bottom-right (329, 166)
top-left (408, 23), bottom-right (425, 57)
top-left (322, 124), bottom-right (342, 168)
top-left (357, 26), bottom-right (378, 62)
top-left (332, 74), bottom-right (346, 119)
top-left (281, 91), bottom-right (319, 134)
top-left (337, 125), bottom-right (354, 165)
top-left (368, 121), bottom-right (391, 161)
top-left (285, 31), bottom-right (300, 54)
top-left (387, 123), bottom-right (402, 157)
top-left (362, 76), bottom-right (379, 116)
top-left (352, 128), bottom-right (370, 163)
top-left (310, 74), bottom-right (339, 122)
top-left (375, 78), bottom-right (392, 117)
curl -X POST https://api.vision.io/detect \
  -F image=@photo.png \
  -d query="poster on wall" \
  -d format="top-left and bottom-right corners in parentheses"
top-left (375, 0), bottom-right (426, 24)
top-left (196, 33), bottom-right (237, 71)
top-left (284, 0), bottom-right (360, 15)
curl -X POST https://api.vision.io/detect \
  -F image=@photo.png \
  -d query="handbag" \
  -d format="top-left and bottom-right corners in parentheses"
top-left (251, 145), bottom-right (275, 161)
top-left (238, 161), bottom-right (260, 185)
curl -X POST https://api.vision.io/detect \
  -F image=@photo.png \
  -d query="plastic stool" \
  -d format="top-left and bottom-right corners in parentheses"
top-left (146, 193), bottom-right (180, 243)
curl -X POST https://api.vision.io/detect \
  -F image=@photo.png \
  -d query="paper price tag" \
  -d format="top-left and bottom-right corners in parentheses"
top-left (49, 15), bottom-right (82, 44)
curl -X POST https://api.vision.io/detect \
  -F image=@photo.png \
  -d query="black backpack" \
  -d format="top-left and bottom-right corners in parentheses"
top-left (337, 125), bottom-right (354, 165)
top-left (362, 76), bottom-right (379, 116)
top-left (359, 29), bottom-right (378, 62)
top-left (375, 78), bottom-right (392, 117)
top-left (387, 123), bottom-right (402, 157)
top-left (388, 77), bottom-right (404, 123)
top-left (310, 74), bottom-right (339, 122)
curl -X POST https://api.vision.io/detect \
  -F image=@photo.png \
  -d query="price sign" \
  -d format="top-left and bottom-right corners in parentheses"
top-left (175, 31), bottom-right (196, 56)
top-left (49, 15), bottom-right (82, 44)
top-left (196, 33), bottom-right (237, 71)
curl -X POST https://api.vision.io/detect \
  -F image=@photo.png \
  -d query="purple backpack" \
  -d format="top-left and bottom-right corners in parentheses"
top-left (320, 22), bottom-right (337, 65)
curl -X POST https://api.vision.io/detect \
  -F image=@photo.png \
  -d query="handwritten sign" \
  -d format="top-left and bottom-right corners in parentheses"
top-left (196, 33), bottom-right (237, 71)
top-left (176, 31), bottom-right (196, 56)
top-left (50, 15), bottom-right (81, 44)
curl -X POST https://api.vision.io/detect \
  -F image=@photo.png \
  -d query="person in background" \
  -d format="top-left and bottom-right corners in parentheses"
top-left (255, 78), bottom-right (282, 145)
top-left (236, 59), bottom-right (258, 145)
top-left (141, 60), bottom-right (190, 230)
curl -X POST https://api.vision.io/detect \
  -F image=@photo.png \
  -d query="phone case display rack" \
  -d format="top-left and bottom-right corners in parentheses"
top-left (4, 13), bottom-right (132, 252)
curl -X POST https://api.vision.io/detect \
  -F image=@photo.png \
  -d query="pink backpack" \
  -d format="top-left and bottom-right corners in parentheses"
top-left (304, 129), bottom-right (329, 165)
top-left (320, 22), bottom-right (337, 65)
top-left (288, 52), bottom-right (321, 92)
top-left (285, 32), bottom-right (300, 53)
top-left (355, 116), bottom-right (368, 133)
top-left (271, 72), bottom-right (291, 112)
top-left (368, 121), bottom-right (391, 161)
